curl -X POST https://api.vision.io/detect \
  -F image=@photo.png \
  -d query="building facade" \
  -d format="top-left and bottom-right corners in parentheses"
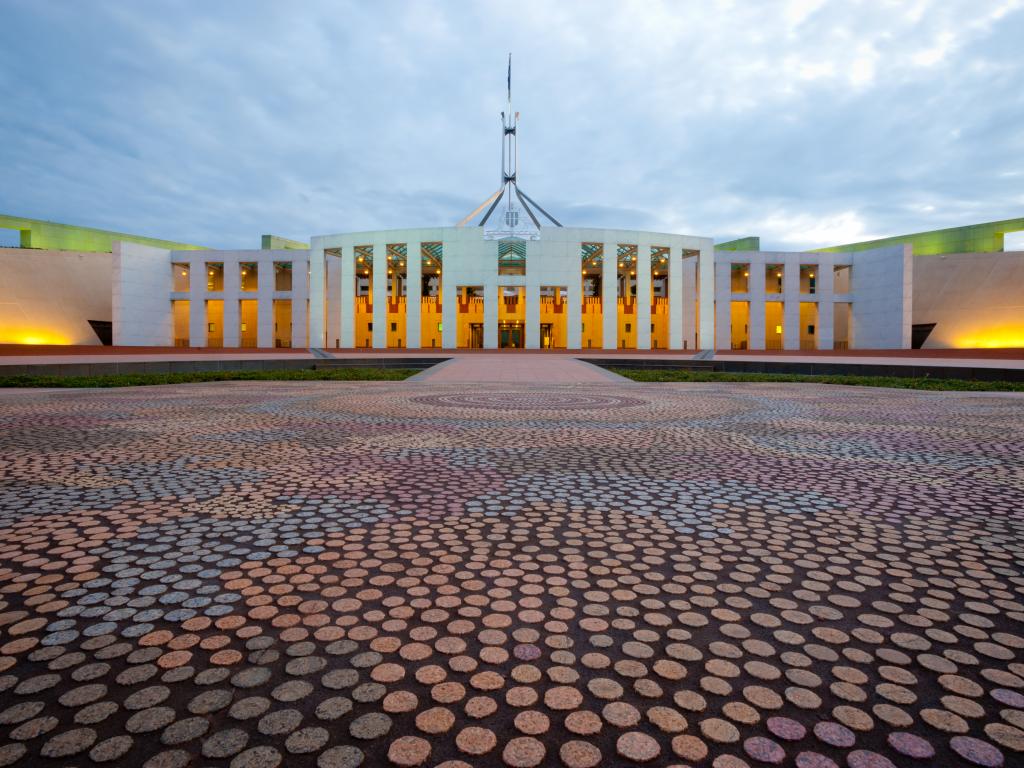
top-left (106, 227), bottom-right (911, 352)
top-left (2, 214), bottom-right (1020, 352)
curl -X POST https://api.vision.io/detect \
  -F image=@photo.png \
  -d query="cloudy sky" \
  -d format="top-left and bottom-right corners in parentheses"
top-left (1, 0), bottom-right (1022, 250)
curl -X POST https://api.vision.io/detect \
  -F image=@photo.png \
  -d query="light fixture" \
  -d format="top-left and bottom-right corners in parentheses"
top-left (809, 273), bottom-right (815, 278)
top-left (181, 271), bottom-right (187, 276)
top-left (208, 270), bottom-right (214, 276)
top-left (744, 271), bottom-right (749, 277)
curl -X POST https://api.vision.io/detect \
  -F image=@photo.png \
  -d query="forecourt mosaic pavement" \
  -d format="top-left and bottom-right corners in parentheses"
top-left (0, 381), bottom-right (1023, 768)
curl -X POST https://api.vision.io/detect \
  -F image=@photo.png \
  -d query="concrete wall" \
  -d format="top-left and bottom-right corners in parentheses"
top-left (914, 251), bottom-right (1024, 348)
top-left (850, 245), bottom-right (912, 349)
top-left (113, 242), bottom-right (174, 346)
top-left (0, 248), bottom-right (112, 345)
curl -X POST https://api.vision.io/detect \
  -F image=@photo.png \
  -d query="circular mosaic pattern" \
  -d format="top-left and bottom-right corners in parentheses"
top-left (409, 391), bottom-right (646, 410)
top-left (0, 380), bottom-right (1021, 768)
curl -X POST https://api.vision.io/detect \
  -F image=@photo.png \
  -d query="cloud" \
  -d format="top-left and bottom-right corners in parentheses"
top-left (0, 0), bottom-right (1021, 250)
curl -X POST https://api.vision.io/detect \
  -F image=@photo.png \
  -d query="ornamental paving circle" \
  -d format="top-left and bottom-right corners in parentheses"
top-left (0, 379), bottom-right (1023, 767)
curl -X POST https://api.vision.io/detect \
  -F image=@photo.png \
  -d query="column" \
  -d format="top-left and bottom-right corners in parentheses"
top-left (783, 254), bottom-right (800, 351)
top-left (189, 256), bottom-right (207, 347)
top-left (372, 241), bottom-right (387, 349)
top-left (291, 260), bottom-right (308, 349)
top-left (483, 281), bottom-right (498, 349)
top-left (406, 241), bottom-right (422, 348)
top-left (714, 260), bottom-right (732, 351)
top-left (682, 255), bottom-right (697, 350)
top-left (339, 245), bottom-right (355, 348)
top-left (223, 259), bottom-right (240, 348)
top-left (567, 274), bottom-right (583, 350)
top-left (634, 241), bottom-right (651, 349)
top-left (257, 257), bottom-right (273, 348)
top-left (325, 252), bottom-right (341, 348)
top-left (748, 254), bottom-right (766, 350)
top-left (525, 284), bottom-right (540, 349)
top-left (816, 254), bottom-right (834, 351)
top-left (441, 282), bottom-right (457, 349)
top-left (698, 241), bottom-right (715, 351)
top-left (602, 242), bottom-right (617, 349)
top-left (308, 243), bottom-right (326, 348)
top-left (668, 245), bottom-right (683, 349)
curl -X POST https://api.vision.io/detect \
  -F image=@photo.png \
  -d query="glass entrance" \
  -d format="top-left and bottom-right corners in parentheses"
top-left (469, 323), bottom-right (483, 348)
top-left (540, 323), bottom-right (553, 348)
top-left (499, 322), bottom-right (523, 348)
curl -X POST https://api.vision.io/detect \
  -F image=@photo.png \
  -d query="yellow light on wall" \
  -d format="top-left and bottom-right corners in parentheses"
top-left (0, 329), bottom-right (72, 345)
top-left (958, 327), bottom-right (1024, 348)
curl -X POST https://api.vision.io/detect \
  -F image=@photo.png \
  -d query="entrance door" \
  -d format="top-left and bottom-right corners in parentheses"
top-left (499, 322), bottom-right (523, 348)
top-left (469, 324), bottom-right (483, 348)
top-left (540, 323), bottom-right (553, 349)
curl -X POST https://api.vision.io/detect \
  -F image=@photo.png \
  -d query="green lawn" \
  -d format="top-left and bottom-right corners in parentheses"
top-left (0, 368), bottom-right (419, 388)
top-left (609, 367), bottom-right (1024, 392)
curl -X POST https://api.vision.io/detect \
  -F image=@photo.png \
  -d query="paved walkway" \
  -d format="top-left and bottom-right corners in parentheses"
top-left (1, 381), bottom-right (1022, 767)
top-left (413, 353), bottom-right (622, 383)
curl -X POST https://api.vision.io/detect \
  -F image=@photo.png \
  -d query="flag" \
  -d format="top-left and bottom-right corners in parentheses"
top-left (507, 53), bottom-right (511, 101)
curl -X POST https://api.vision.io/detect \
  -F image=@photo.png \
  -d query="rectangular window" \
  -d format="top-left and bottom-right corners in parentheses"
top-left (240, 262), bottom-right (258, 291)
top-left (731, 301), bottom-right (750, 350)
top-left (800, 265), bottom-right (816, 294)
top-left (172, 263), bottom-right (190, 292)
top-left (171, 300), bottom-right (189, 347)
top-left (834, 265), bottom-right (852, 294)
top-left (765, 301), bottom-right (783, 350)
top-left (800, 302), bottom-right (818, 350)
top-left (766, 264), bottom-right (783, 294)
top-left (731, 264), bottom-right (750, 292)
top-left (273, 299), bottom-right (292, 348)
top-left (274, 262), bottom-right (292, 291)
top-left (206, 262), bottom-right (224, 291)
top-left (239, 299), bottom-right (258, 348)
top-left (833, 302), bottom-right (852, 349)
top-left (206, 300), bottom-right (223, 347)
